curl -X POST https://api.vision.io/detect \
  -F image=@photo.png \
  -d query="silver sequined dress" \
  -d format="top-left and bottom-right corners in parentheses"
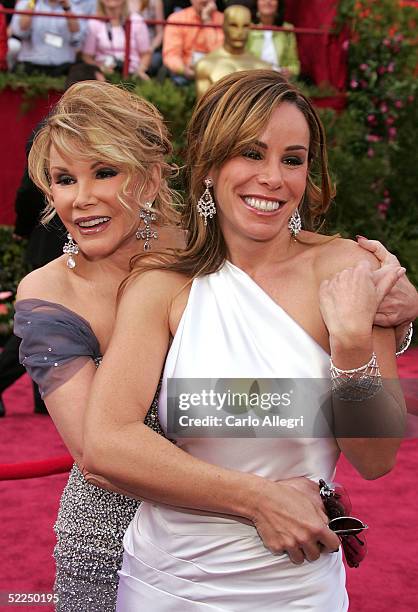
top-left (14, 299), bottom-right (163, 612)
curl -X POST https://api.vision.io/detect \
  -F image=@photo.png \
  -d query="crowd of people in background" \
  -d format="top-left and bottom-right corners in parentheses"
top-left (3, 0), bottom-right (300, 82)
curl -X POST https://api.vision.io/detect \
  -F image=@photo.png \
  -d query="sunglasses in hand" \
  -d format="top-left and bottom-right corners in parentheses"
top-left (319, 480), bottom-right (368, 568)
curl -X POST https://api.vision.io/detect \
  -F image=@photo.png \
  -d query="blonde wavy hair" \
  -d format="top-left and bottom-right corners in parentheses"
top-left (28, 80), bottom-right (179, 229)
top-left (127, 70), bottom-right (335, 283)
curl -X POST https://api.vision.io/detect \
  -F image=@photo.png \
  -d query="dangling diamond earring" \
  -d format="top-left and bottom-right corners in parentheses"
top-left (136, 201), bottom-right (158, 251)
top-left (288, 208), bottom-right (302, 238)
top-left (63, 233), bottom-right (79, 269)
top-left (197, 178), bottom-right (216, 225)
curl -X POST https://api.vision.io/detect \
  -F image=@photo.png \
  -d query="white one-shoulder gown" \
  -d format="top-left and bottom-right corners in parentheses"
top-left (117, 261), bottom-right (348, 611)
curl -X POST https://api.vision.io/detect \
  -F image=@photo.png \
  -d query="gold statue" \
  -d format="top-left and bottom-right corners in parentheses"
top-left (195, 4), bottom-right (272, 98)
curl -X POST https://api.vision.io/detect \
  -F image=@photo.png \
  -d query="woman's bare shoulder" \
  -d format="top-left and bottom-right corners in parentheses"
top-left (17, 257), bottom-right (70, 302)
top-left (121, 268), bottom-right (191, 305)
top-left (312, 236), bottom-right (379, 280)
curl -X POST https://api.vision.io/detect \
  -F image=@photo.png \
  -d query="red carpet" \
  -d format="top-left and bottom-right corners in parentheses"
top-left (0, 350), bottom-right (417, 611)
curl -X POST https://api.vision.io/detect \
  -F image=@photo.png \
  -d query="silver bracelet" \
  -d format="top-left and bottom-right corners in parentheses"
top-left (396, 322), bottom-right (413, 357)
top-left (330, 352), bottom-right (382, 402)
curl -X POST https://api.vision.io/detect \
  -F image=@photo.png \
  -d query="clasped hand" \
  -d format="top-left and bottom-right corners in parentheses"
top-left (252, 477), bottom-right (339, 565)
top-left (319, 260), bottom-right (405, 350)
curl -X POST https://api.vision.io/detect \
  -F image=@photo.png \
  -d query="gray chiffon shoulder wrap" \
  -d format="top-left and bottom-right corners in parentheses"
top-left (14, 298), bottom-right (101, 398)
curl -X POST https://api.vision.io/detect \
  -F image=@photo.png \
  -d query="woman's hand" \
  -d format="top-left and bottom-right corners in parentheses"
top-left (319, 261), bottom-right (379, 358)
top-left (357, 237), bottom-right (417, 327)
top-left (136, 69), bottom-right (150, 81)
top-left (251, 477), bottom-right (339, 564)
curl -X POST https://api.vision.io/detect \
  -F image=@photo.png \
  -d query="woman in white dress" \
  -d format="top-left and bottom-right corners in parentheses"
top-left (84, 70), bottom-right (407, 610)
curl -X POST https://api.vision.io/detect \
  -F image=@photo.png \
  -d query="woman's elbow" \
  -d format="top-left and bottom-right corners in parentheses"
top-left (82, 432), bottom-right (109, 476)
top-left (357, 452), bottom-right (398, 480)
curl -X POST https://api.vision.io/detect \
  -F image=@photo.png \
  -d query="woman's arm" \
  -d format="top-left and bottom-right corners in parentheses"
top-left (84, 270), bottom-right (340, 563)
top-left (357, 236), bottom-right (418, 336)
top-left (15, 270), bottom-right (130, 498)
top-left (82, 20), bottom-right (99, 66)
top-left (318, 245), bottom-right (406, 479)
top-left (134, 16), bottom-right (151, 76)
top-left (12, 0), bottom-right (34, 34)
top-left (150, 0), bottom-right (164, 51)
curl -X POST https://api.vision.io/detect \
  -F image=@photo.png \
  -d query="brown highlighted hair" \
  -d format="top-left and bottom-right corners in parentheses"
top-left (28, 80), bottom-right (179, 229)
top-left (128, 69), bottom-right (335, 284)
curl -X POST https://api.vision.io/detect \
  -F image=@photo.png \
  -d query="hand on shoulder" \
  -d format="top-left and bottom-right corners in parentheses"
top-left (314, 237), bottom-right (380, 281)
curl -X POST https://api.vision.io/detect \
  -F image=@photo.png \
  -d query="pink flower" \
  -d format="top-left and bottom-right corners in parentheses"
top-left (387, 62), bottom-right (395, 73)
top-left (0, 291), bottom-right (13, 300)
top-left (367, 114), bottom-right (376, 123)
top-left (366, 134), bottom-right (380, 143)
top-left (380, 102), bottom-right (388, 113)
top-left (350, 79), bottom-right (359, 89)
top-left (342, 39), bottom-right (350, 51)
top-left (394, 100), bottom-right (403, 109)
top-left (385, 116), bottom-right (395, 125)
top-left (383, 38), bottom-right (391, 47)
top-left (388, 127), bottom-right (397, 139)
top-left (377, 203), bottom-right (389, 219)
top-left (360, 63), bottom-right (369, 71)
top-left (377, 66), bottom-right (386, 75)
top-left (0, 304), bottom-right (9, 315)
top-left (367, 148), bottom-right (375, 158)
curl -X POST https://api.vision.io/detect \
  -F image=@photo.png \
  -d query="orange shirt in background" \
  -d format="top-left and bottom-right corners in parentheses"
top-left (163, 7), bottom-right (224, 74)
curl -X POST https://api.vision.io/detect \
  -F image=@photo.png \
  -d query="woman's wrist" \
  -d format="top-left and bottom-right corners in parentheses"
top-left (329, 335), bottom-right (374, 371)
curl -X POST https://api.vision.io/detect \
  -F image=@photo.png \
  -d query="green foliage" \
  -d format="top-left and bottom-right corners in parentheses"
top-left (0, 227), bottom-right (28, 336)
top-left (324, 0), bottom-right (418, 290)
top-left (0, 71), bottom-right (65, 111)
top-left (0, 227), bottom-right (28, 292)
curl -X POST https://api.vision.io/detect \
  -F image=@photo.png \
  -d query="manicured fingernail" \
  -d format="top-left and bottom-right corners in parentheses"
top-left (356, 235), bottom-right (367, 241)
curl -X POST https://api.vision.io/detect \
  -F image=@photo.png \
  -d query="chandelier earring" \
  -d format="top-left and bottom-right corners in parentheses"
top-left (136, 201), bottom-right (158, 251)
top-left (288, 207), bottom-right (302, 238)
top-left (63, 233), bottom-right (79, 269)
top-left (197, 178), bottom-right (216, 225)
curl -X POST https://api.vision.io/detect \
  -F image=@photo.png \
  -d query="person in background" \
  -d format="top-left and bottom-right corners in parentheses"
top-left (10, 0), bottom-right (84, 76)
top-left (162, 0), bottom-right (223, 84)
top-left (130, 0), bottom-right (164, 75)
top-left (83, 0), bottom-right (151, 79)
top-left (247, 0), bottom-right (299, 77)
top-left (162, 0), bottom-right (189, 18)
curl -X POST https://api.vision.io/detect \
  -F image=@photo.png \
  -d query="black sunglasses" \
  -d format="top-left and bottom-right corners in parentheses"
top-left (328, 516), bottom-right (368, 536)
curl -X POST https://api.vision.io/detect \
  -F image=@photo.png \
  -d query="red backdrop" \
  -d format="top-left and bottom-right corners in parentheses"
top-left (0, 90), bottom-right (61, 226)
top-left (285, 0), bottom-right (349, 90)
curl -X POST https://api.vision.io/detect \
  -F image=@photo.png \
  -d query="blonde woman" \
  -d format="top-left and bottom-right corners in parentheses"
top-left (82, 0), bottom-right (151, 79)
top-left (14, 81), bottom-right (182, 611)
top-left (84, 71), bottom-right (409, 610)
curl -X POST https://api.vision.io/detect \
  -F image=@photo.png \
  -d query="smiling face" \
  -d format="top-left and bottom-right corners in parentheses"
top-left (49, 145), bottom-right (141, 261)
top-left (257, 0), bottom-right (279, 20)
top-left (210, 102), bottom-right (309, 245)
